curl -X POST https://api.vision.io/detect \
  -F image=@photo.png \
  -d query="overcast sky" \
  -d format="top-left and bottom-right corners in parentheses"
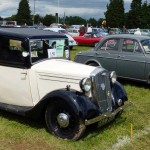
top-left (0, 0), bottom-right (149, 19)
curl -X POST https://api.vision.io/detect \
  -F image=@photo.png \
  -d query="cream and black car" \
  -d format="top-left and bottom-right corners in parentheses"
top-left (0, 28), bottom-right (128, 140)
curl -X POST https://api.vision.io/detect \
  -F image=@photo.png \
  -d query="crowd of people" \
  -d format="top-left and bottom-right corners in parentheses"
top-left (49, 22), bottom-right (144, 37)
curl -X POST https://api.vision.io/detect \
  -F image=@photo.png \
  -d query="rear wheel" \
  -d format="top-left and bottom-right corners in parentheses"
top-left (69, 46), bottom-right (73, 50)
top-left (94, 42), bottom-right (98, 47)
top-left (45, 99), bottom-right (86, 140)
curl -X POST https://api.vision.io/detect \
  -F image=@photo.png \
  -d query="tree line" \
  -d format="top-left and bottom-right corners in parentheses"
top-left (0, 0), bottom-right (150, 29)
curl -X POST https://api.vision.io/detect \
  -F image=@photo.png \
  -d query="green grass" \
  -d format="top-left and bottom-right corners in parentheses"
top-left (0, 46), bottom-right (149, 150)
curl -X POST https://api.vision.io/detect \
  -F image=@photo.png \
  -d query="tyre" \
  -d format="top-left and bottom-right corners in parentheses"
top-left (45, 99), bottom-right (86, 140)
top-left (94, 42), bottom-right (98, 47)
top-left (69, 46), bottom-right (73, 50)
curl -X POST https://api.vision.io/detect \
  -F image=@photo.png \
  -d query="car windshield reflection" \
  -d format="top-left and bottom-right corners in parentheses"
top-left (141, 40), bottom-right (150, 53)
top-left (29, 38), bottom-right (69, 63)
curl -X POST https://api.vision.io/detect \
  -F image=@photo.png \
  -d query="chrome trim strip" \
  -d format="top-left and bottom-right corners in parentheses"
top-left (85, 102), bottom-right (132, 126)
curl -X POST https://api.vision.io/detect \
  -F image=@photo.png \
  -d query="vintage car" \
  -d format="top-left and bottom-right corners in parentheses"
top-left (73, 32), bottom-right (105, 47)
top-left (43, 27), bottom-right (78, 50)
top-left (67, 28), bottom-right (80, 37)
top-left (75, 34), bottom-right (150, 83)
top-left (109, 28), bottom-right (122, 34)
top-left (0, 28), bottom-right (128, 140)
top-left (92, 28), bottom-right (108, 36)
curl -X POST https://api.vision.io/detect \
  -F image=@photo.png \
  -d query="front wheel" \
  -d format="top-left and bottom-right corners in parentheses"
top-left (45, 100), bottom-right (86, 140)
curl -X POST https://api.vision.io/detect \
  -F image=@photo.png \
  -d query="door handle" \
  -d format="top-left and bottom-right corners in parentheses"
top-left (21, 72), bottom-right (27, 75)
top-left (21, 71), bottom-right (27, 79)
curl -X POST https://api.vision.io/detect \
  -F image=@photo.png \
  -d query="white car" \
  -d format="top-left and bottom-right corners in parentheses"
top-left (67, 28), bottom-right (79, 37)
top-left (43, 27), bottom-right (78, 50)
top-left (0, 28), bottom-right (128, 140)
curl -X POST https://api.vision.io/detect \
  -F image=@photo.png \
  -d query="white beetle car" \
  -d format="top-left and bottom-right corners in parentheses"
top-left (0, 28), bottom-right (128, 140)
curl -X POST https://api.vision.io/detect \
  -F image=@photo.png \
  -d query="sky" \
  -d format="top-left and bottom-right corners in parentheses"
top-left (0, 0), bottom-right (149, 20)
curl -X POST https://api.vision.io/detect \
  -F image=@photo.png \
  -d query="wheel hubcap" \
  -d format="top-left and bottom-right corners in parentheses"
top-left (57, 113), bottom-right (70, 128)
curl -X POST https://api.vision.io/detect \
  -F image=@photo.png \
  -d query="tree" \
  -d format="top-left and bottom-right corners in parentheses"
top-left (147, 4), bottom-right (150, 28)
top-left (140, 1), bottom-right (150, 28)
top-left (105, 0), bottom-right (124, 28)
top-left (43, 15), bottom-right (56, 26)
top-left (34, 14), bottom-right (44, 25)
top-left (87, 18), bottom-right (98, 27)
top-left (16, 0), bottom-right (32, 25)
top-left (65, 16), bottom-right (86, 26)
top-left (127, 0), bottom-right (142, 28)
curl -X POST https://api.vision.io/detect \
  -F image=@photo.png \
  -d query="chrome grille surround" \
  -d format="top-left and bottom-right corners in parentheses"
top-left (90, 67), bottom-right (112, 113)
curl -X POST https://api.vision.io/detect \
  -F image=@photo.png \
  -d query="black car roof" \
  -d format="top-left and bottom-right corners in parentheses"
top-left (0, 28), bottom-right (67, 39)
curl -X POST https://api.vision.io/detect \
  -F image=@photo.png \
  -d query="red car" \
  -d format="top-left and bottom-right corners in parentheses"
top-left (73, 32), bottom-right (105, 47)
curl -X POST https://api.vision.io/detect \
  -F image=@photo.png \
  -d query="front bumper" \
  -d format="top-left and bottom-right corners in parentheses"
top-left (85, 102), bottom-right (131, 126)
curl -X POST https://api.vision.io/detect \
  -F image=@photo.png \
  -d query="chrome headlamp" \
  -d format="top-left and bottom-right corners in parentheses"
top-left (80, 77), bottom-right (92, 93)
top-left (110, 71), bottom-right (117, 84)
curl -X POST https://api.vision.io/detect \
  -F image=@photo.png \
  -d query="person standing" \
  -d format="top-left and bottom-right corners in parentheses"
top-left (79, 25), bottom-right (86, 36)
top-left (122, 25), bottom-right (127, 33)
top-left (134, 28), bottom-right (141, 35)
top-left (87, 24), bottom-right (92, 32)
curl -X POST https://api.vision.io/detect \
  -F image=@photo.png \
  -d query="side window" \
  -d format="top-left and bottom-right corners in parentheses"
top-left (0, 36), bottom-right (25, 64)
top-left (30, 39), bottom-right (69, 63)
top-left (0, 37), bottom-right (10, 61)
top-left (99, 39), bottom-right (119, 51)
top-left (122, 39), bottom-right (142, 53)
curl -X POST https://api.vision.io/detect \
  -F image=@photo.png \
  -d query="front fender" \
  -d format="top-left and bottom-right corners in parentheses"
top-left (112, 81), bottom-right (128, 102)
top-left (26, 89), bottom-right (99, 120)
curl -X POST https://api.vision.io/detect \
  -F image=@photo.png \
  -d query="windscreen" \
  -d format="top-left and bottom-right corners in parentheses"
top-left (29, 38), bottom-right (69, 63)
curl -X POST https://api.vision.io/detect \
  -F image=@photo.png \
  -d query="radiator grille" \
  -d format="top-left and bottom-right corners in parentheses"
top-left (92, 71), bottom-right (112, 113)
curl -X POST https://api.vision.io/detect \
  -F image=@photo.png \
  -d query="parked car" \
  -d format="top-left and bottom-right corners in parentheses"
top-left (75, 34), bottom-right (150, 83)
top-left (128, 28), bottom-right (150, 36)
top-left (109, 28), bottom-right (122, 34)
top-left (0, 28), bottom-right (128, 140)
top-left (73, 32), bottom-right (104, 47)
top-left (67, 28), bottom-right (79, 37)
top-left (127, 29), bottom-right (137, 34)
top-left (140, 29), bottom-right (150, 36)
top-left (43, 27), bottom-right (78, 50)
top-left (92, 28), bottom-right (108, 36)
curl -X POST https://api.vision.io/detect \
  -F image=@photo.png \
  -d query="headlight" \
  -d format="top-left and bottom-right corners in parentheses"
top-left (80, 77), bottom-right (91, 92)
top-left (110, 71), bottom-right (117, 84)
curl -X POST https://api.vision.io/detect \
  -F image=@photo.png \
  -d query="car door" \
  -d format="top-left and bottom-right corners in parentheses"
top-left (81, 33), bottom-right (93, 45)
top-left (95, 38), bottom-right (120, 71)
top-left (0, 37), bottom-right (33, 106)
top-left (116, 39), bottom-right (146, 80)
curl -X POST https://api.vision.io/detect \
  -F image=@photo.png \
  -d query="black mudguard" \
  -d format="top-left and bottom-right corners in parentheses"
top-left (26, 89), bottom-right (100, 120)
top-left (112, 81), bottom-right (128, 102)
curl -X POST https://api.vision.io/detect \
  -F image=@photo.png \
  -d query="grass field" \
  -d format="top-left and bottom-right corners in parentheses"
top-left (0, 46), bottom-right (149, 150)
